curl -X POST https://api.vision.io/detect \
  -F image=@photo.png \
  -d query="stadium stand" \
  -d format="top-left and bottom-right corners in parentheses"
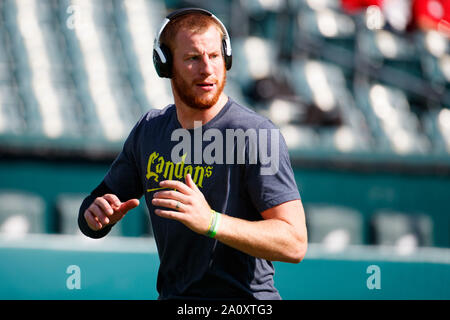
top-left (0, 0), bottom-right (447, 154)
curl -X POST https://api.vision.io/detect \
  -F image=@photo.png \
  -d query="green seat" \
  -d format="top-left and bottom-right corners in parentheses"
top-left (371, 211), bottom-right (433, 248)
top-left (353, 80), bottom-right (431, 155)
top-left (422, 108), bottom-right (450, 154)
top-left (228, 36), bottom-right (278, 92)
top-left (0, 190), bottom-right (46, 235)
top-left (305, 204), bottom-right (364, 248)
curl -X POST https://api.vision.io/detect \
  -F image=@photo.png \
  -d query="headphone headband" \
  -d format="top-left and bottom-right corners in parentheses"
top-left (153, 7), bottom-right (232, 78)
top-left (166, 7), bottom-right (212, 20)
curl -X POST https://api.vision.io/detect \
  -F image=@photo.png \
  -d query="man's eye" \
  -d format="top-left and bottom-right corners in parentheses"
top-left (189, 56), bottom-right (199, 61)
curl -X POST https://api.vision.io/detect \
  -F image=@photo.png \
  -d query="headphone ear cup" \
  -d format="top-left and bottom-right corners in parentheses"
top-left (153, 44), bottom-right (173, 78)
top-left (222, 40), bottom-right (232, 71)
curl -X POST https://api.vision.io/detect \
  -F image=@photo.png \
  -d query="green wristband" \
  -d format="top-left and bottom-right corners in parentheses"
top-left (207, 210), bottom-right (221, 238)
top-left (209, 210), bottom-right (221, 238)
top-left (206, 210), bottom-right (216, 237)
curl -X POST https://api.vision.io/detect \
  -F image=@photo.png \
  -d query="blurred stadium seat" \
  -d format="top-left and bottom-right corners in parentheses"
top-left (0, 190), bottom-right (46, 235)
top-left (305, 204), bottom-right (364, 250)
top-left (370, 210), bottom-right (434, 252)
top-left (295, 4), bottom-right (356, 71)
top-left (68, 0), bottom-right (137, 142)
top-left (118, 0), bottom-right (173, 111)
top-left (353, 80), bottom-right (431, 154)
top-left (56, 193), bottom-right (87, 235)
top-left (288, 58), bottom-right (372, 152)
top-left (358, 29), bottom-right (419, 71)
top-left (417, 30), bottom-right (450, 96)
top-left (229, 36), bottom-right (280, 94)
top-left (422, 107), bottom-right (450, 153)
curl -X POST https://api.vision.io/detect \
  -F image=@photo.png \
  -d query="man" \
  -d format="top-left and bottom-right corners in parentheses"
top-left (78, 8), bottom-right (307, 300)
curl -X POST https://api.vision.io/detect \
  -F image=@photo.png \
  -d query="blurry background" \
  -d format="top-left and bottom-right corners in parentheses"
top-left (0, 0), bottom-right (449, 299)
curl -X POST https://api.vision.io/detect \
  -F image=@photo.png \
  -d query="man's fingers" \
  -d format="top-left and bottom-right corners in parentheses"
top-left (101, 194), bottom-right (138, 215)
top-left (84, 195), bottom-right (138, 231)
top-left (159, 179), bottom-right (192, 195)
top-left (103, 194), bottom-right (121, 209)
top-left (89, 204), bottom-right (110, 225)
top-left (152, 198), bottom-right (183, 212)
top-left (94, 197), bottom-right (114, 216)
top-left (118, 199), bottom-right (140, 215)
top-left (153, 189), bottom-right (189, 204)
top-left (85, 210), bottom-right (102, 230)
top-left (155, 208), bottom-right (184, 222)
top-left (185, 173), bottom-right (200, 192)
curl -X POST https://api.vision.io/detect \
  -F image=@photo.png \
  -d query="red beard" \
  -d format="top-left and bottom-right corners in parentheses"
top-left (172, 66), bottom-right (226, 110)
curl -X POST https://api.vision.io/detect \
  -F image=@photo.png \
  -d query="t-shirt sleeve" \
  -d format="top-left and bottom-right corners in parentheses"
top-left (244, 119), bottom-right (301, 213)
top-left (103, 119), bottom-right (144, 201)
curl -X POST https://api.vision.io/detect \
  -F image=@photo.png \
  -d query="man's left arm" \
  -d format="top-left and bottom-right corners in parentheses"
top-left (215, 198), bottom-right (307, 263)
top-left (152, 174), bottom-right (308, 263)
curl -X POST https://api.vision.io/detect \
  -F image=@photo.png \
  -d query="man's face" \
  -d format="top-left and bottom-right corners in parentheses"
top-left (171, 25), bottom-right (226, 110)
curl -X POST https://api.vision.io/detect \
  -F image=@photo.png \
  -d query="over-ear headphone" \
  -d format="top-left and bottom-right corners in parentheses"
top-left (153, 7), bottom-right (232, 78)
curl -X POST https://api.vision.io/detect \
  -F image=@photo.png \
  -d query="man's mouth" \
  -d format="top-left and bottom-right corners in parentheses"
top-left (196, 83), bottom-right (215, 87)
top-left (196, 82), bottom-right (216, 91)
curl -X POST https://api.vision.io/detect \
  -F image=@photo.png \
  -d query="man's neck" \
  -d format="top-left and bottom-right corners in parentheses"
top-left (174, 93), bottom-right (228, 129)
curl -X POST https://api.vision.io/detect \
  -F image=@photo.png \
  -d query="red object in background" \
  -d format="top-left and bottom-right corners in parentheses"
top-left (341, 0), bottom-right (384, 13)
top-left (412, 0), bottom-right (450, 33)
top-left (341, 0), bottom-right (450, 35)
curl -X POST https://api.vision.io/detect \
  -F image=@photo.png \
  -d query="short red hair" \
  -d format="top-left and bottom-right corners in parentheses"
top-left (160, 12), bottom-right (224, 53)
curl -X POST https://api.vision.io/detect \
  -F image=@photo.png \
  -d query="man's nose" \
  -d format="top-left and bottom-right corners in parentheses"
top-left (199, 54), bottom-right (214, 76)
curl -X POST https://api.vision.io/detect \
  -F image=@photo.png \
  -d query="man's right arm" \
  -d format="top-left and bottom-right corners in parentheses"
top-left (78, 180), bottom-right (139, 239)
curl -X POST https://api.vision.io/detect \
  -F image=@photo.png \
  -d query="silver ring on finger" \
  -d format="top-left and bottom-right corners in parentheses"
top-left (175, 201), bottom-right (181, 210)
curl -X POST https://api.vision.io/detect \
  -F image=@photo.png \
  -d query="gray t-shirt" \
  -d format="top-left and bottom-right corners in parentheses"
top-left (104, 97), bottom-right (300, 299)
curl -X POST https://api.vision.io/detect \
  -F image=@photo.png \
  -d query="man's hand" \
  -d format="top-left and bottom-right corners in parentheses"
top-left (84, 194), bottom-right (139, 231)
top-left (152, 174), bottom-right (212, 235)
top-left (151, 174), bottom-right (307, 263)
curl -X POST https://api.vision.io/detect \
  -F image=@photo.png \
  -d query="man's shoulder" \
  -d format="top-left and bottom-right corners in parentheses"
top-left (226, 98), bottom-right (275, 130)
top-left (128, 104), bottom-right (175, 139)
top-left (142, 104), bottom-right (175, 123)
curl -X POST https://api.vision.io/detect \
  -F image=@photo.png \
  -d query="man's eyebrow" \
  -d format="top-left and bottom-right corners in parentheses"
top-left (183, 52), bottom-right (201, 57)
top-left (183, 49), bottom-right (221, 58)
